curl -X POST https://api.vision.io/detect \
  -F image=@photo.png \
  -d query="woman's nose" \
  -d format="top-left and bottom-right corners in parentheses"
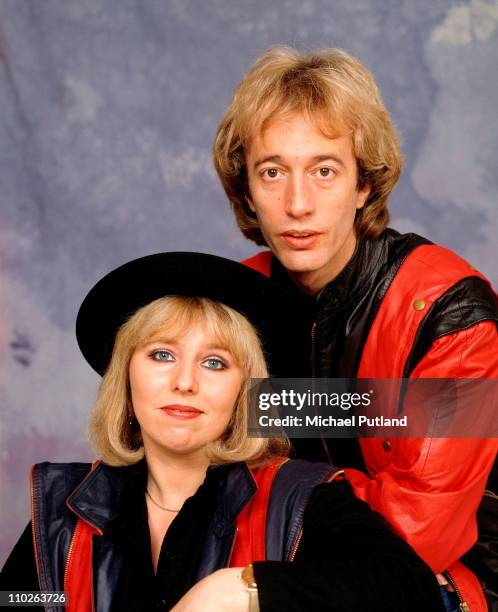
top-left (172, 361), bottom-right (198, 394)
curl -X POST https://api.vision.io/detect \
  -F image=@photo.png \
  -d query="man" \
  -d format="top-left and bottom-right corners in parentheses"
top-left (213, 47), bottom-right (498, 610)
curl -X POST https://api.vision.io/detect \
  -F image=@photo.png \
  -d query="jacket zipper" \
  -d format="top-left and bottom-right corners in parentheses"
top-left (288, 527), bottom-right (303, 562)
top-left (63, 527), bottom-right (80, 592)
top-left (443, 571), bottom-right (470, 612)
top-left (30, 467), bottom-right (46, 594)
top-left (311, 322), bottom-right (333, 464)
top-left (311, 322), bottom-right (317, 377)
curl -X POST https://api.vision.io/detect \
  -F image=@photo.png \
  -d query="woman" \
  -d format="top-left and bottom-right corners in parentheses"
top-left (1, 252), bottom-right (445, 612)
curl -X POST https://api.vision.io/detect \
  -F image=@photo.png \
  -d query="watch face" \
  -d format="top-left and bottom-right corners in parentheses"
top-left (242, 564), bottom-right (257, 589)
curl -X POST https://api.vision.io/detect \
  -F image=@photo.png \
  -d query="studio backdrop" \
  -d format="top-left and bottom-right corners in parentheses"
top-left (1, 0), bottom-right (497, 564)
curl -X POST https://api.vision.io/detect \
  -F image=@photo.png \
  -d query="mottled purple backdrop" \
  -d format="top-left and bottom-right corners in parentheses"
top-left (1, 0), bottom-right (497, 564)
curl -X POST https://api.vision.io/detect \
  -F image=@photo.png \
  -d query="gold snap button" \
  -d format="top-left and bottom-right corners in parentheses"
top-left (382, 440), bottom-right (391, 451)
top-left (413, 299), bottom-right (426, 311)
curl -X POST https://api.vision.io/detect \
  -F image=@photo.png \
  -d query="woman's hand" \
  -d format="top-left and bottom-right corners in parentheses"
top-left (170, 568), bottom-right (251, 612)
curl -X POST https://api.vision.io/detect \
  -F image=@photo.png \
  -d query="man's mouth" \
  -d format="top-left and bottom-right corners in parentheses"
top-left (280, 231), bottom-right (322, 249)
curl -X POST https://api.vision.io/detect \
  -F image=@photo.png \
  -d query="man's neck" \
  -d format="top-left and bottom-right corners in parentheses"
top-left (288, 269), bottom-right (331, 296)
top-left (287, 236), bottom-right (358, 296)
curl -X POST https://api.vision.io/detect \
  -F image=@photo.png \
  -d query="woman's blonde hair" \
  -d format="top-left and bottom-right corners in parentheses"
top-left (89, 296), bottom-right (288, 466)
top-left (213, 46), bottom-right (403, 245)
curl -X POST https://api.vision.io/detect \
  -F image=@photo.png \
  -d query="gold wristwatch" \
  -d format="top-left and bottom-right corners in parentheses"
top-left (241, 564), bottom-right (259, 612)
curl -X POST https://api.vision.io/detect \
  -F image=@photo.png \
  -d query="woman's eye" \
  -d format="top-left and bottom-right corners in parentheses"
top-left (151, 350), bottom-right (175, 362)
top-left (202, 357), bottom-right (226, 370)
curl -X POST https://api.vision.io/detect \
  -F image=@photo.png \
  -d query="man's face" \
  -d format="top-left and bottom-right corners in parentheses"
top-left (246, 112), bottom-right (370, 294)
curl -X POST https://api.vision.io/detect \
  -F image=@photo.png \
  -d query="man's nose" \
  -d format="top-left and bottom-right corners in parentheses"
top-left (284, 174), bottom-right (315, 218)
top-left (172, 361), bottom-right (198, 394)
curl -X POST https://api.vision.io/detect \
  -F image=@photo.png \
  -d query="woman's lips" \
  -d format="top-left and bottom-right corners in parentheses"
top-left (280, 231), bottom-right (322, 249)
top-left (160, 405), bottom-right (203, 420)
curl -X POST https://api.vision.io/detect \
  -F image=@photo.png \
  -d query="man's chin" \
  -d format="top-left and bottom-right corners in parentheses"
top-left (276, 250), bottom-right (324, 274)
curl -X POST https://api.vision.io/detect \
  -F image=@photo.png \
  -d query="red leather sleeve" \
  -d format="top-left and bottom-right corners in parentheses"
top-left (346, 320), bottom-right (498, 573)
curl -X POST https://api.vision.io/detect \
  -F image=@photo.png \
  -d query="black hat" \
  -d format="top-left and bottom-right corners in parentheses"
top-left (76, 252), bottom-right (309, 377)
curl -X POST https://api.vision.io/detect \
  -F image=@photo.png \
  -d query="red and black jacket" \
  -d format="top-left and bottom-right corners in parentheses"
top-left (29, 459), bottom-right (335, 612)
top-left (243, 228), bottom-right (498, 610)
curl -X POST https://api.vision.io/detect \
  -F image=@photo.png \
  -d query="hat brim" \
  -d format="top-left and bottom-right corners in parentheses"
top-left (76, 252), bottom-right (310, 376)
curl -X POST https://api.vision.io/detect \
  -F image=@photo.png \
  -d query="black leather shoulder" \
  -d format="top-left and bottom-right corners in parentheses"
top-left (32, 461), bottom-right (92, 497)
top-left (330, 230), bottom-right (431, 378)
top-left (266, 460), bottom-right (336, 561)
top-left (404, 276), bottom-right (498, 376)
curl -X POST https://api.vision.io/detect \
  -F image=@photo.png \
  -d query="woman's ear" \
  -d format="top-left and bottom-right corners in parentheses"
top-left (125, 399), bottom-right (141, 448)
top-left (224, 381), bottom-right (245, 438)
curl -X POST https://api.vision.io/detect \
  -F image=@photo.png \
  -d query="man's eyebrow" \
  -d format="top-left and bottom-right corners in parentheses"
top-left (311, 154), bottom-right (346, 167)
top-left (253, 154), bottom-right (346, 168)
top-left (253, 155), bottom-right (283, 168)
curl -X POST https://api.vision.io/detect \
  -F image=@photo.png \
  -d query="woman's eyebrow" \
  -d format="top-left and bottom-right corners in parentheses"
top-left (204, 344), bottom-right (231, 353)
top-left (144, 336), bottom-right (177, 346)
top-left (143, 338), bottom-right (230, 353)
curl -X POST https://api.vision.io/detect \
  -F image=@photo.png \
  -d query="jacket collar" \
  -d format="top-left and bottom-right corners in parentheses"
top-left (209, 462), bottom-right (257, 536)
top-left (271, 232), bottom-right (382, 313)
top-left (270, 229), bottom-right (429, 317)
top-left (66, 460), bottom-right (257, 533)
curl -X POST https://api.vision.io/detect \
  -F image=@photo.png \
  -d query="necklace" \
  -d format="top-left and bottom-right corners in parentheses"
top-left (145, 489), bottom-right (181, 513)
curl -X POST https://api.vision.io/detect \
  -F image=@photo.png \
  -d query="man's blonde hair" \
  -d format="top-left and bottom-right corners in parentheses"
top-left (89, 296), bottom-right (288, 466)
top-left (214, 46), bottom-right (403, 245)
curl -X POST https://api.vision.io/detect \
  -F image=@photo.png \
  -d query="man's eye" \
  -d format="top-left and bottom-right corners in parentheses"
top-left (262, 168), bottom-right (280, 179)
top-left (314, 167), bottom-right (335, 178)
top-left (202, 357), bottom-right (226, 370)
top-left (151, 350), bottom-right (174, 362)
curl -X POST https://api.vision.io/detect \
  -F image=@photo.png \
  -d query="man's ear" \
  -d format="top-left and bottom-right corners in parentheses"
top-left (245, 193), bottom-right (256, 213)
top-left (356, 183), bottom-right (371, 210)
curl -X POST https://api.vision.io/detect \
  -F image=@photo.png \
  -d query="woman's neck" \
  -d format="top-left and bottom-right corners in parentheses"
top-left (144, 447), bottom-right (210, 508)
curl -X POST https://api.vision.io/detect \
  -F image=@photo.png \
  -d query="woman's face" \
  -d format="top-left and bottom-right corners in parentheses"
top-left (129, 322), bottom-right (244, 461)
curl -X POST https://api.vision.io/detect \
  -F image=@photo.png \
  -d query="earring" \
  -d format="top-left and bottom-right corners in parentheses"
top-left (126, 400), bottom-right (134, 427)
